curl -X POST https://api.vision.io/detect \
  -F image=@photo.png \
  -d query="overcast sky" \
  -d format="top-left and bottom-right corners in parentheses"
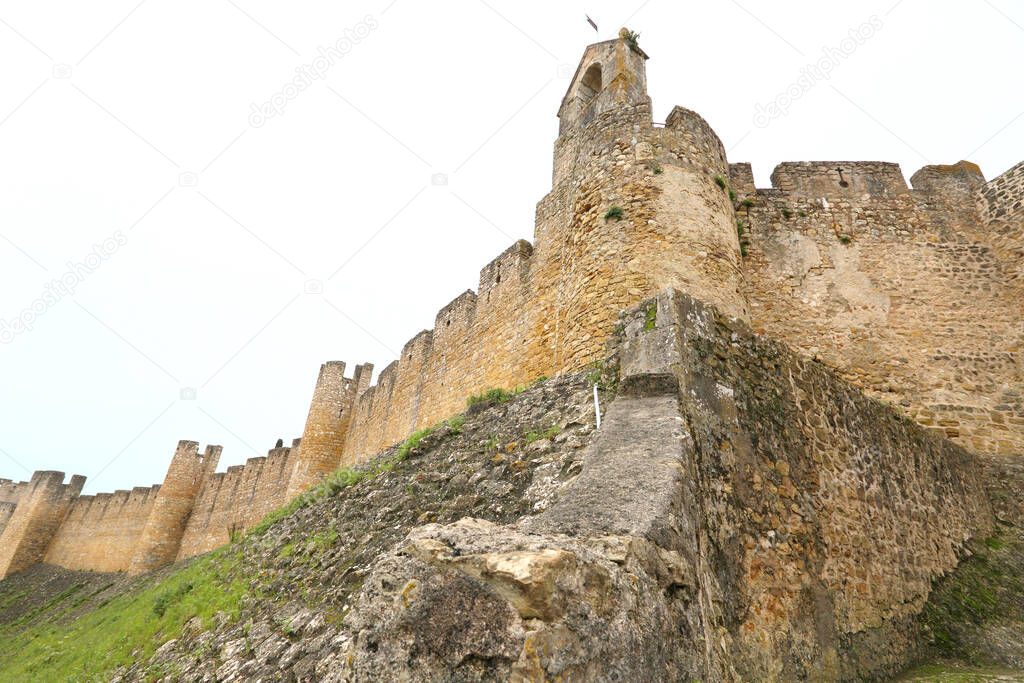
top-left (1, 1), bottom-right (1021, 494)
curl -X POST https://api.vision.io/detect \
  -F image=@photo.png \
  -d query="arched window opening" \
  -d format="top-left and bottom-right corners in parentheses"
top-left (580, 63), bottom-right (602, 101)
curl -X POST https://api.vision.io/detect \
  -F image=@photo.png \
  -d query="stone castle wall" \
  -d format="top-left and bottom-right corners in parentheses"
top-left (0, 472), bottom-right (85, 578)
top-left (0, 504), bottom-right (15, 540)
top-left (323, 289), bottom-right (995, 681)
top-left (0, 439), bottom-right (303, 578)
top-left (978, 160), bottom-right (1024, 281)
top-left (736, 160), bottom-right (1023, 457)
top-left (42, 485), bottom-right (160, 573)
top-left (647, 290), bottom-right (994, 679)
top-left (176, 442), bottom-right (298, 560)
top-left (0, 32), bottom-right (1018, 580)
top-left (333, 39), bottom-right (748, 471)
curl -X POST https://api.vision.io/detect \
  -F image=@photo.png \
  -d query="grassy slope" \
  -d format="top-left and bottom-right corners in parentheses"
top-left (0, 386), bottom-right (539, 682)
top-left (0, 446), bottom-right (418, 681)
top-left (0, 548), bottom-right (248, 682)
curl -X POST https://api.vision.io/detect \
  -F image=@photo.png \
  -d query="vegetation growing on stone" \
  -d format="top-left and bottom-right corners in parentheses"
top-left (622, 29), bottom-right (641, 52)
top-left (467, 387), bottom-right (515, 407)
top-left (643, 300), bottom-right (658, 331)
top-left (604, 205), bottom-right (624, 221)
top-left (919, 524), bottom-right (1024, 664)
top-left (0, 374), bottom-right (601, 681)
top-left (524, 424), bottom-right (561, 444)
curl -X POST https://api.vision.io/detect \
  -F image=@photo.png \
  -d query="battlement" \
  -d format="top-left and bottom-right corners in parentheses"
top-left (3, 33), bottom-right (1021, 581)
top-left (769, 161), bottom-right (909, 199)
top-left (659, 105), bottom-right (728, 175)
top-left (177, 438), bottom-right (298, 559)
top-left (478, 239), bottom-right (532, 301)
top-left (976, 160), bottom-right (1024, 281)
top-left (0, 471), bottom-right (86, 577)
top-left (0, 478), bottom-right (28, 505)
top-left (0, 502), bottom-right (15, 539)
top-left (979, 160), bottom-right (1024, 220)
top-left (911, 160), bottom-right (985, 197)
top-left (435, 290), bottom-right (477, 332)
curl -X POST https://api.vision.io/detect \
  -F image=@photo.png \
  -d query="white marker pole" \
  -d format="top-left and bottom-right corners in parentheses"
top-left (593, 383), bottom-right (601, 429)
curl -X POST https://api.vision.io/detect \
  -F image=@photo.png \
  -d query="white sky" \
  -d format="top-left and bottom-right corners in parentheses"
top-left (0, 1), bottom-right (1021, 494)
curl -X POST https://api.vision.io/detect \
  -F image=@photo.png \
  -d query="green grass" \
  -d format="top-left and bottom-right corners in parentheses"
top-left (467, 387), bottom-right (514, 408)
top-left (396, 426), bottom-right (435, 460)
top-left (713, 175), bottom-right (727, 190)
top-left (524, 425), bottom-right (561, 444)
top-left (984, 536), bottom-right (1005, 551)
top-left (0, 548), bottom-right (249, 682)
top-left (446, 414), bottom-right (466, 435)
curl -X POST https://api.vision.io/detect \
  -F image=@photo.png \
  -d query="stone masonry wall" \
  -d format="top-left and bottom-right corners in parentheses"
top-left (0, 472), bottom-right (85, 578)
top-left (0, 439), bottom-right (301, 575)
top-left (0, 479), bottom-right (27, 505)
top-left (0, 504), bottom-right (15, 540)
top-left (127, 442), bottom-right (221, 575)
top-left (1, 34), bottom-right (1018, 582)
top-left (0, 479), bottom-right (26, 539)
top-left (638, 290), bottom-right (995, 680)
top-left (321, 34), bottom-right (747, 473)
top-left (42, 485), bottom-right (160, 573)
top-left (271, 289), bottom-right (996, 681)
top-left (977, 160), bottom-right (1024, 282)
top-left (176, 442), bottom-right (298, 560)
top-left (737, 160), bottom-right (1023, 457)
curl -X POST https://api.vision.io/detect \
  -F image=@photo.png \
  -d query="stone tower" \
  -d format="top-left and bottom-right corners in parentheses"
top-left (127, 441), bottom-right (220, 575)
top-left (286, 361), bottom-right (373, 498)
top-left (530, 28), bottom-right (748, 373)
top-left (0, 471), bottom-right (85, 578)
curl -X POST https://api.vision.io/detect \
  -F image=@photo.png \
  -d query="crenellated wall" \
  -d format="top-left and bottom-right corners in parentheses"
top-left (177, 442), bottom-right (298, 560)
top-left (0, 438), bottom-right (305, 576)
top-left (43, 485), bottom-right (160, 572)
top-left (0, 503), bottom-right (15, 539)
top-left (127, 442), bottom-right (221, 575)
top-left (977, 160), bottom-right (1024, 281)
top-left (738, 159), bottom-right (1023, 457)
top-left (0, 472), bottom-right (85, 578)
top-left (283, 31), bottom-right (1021, 486)
top-left (300, 33), bottom-right (750, 474)
top-left (1, 32), bottom-right (1019, 581)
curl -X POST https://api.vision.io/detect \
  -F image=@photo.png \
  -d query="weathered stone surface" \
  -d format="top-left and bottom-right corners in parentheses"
top-left (0, 29), bottom-right (1020, 683)
top-left (1, 29), bottom-right (1020, 582)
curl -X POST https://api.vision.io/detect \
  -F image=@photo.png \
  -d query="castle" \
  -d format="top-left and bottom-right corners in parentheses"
top-left (1, 30), bottom-right (1021, 580)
